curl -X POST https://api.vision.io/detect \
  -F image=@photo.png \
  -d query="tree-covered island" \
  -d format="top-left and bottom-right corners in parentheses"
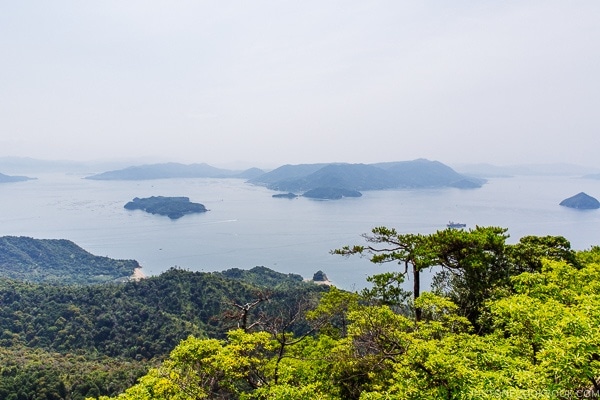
top-left (124, 196), bottom-right (208, 219)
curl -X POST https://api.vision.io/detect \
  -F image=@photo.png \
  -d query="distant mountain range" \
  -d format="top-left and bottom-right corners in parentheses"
top-left (2, 156), bottom-right (600, 175)
top-left (84, 162), bottom-right (265, 180)
top-left (249, 159), bottom-right (485, 192)
top-left (583, 173), bottom-right (600, 180)
top-left (81, 159), bottom-right (485, 193)
top-left (452, 163), bottom-right (600, 177)
top-left (0, 156), bottom-right (133, 174)
top-left (3, 157), bottom-right (599, 190)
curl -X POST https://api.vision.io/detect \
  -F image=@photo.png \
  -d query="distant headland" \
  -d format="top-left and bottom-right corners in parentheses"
top-left (0, 236), bottom-right (139, 284)
top-left (0, 172), bottom-right (35, 183)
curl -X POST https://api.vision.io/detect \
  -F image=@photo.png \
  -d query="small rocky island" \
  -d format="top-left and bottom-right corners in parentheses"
top-left (559, 192), bottom-right (600, 210)
top-left (312, 270), bottom-right (330, 283)
top-left (272, 192), bottom-right (298, 199)
top-left (124, 196), bottom-right (208, 219)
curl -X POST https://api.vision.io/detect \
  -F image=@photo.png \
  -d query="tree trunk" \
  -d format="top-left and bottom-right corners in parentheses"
top-left (413, 265), bottom-right (421, 321)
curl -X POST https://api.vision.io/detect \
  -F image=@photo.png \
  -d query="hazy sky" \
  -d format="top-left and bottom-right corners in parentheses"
top-left (2, 1), bottom-right (599, 168)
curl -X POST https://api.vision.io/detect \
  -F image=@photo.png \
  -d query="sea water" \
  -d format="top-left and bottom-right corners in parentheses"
top-left (1, 173), bottom-right (599, 290)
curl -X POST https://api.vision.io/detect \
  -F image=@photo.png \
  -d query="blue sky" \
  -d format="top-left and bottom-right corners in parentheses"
top-left (1, 1), bottom-right (599, 168)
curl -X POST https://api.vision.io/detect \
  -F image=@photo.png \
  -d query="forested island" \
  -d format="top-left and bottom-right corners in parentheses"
top-left (124, 196), bottom-right (208, 219)
top-left (272, 192), bottom-right (298, 199)
top-left (560, 192), bottom-right (600, 209)
top-left (302, 187), bottom-right (362, 199)
top-left (1, 229), bottom-right (600, 399)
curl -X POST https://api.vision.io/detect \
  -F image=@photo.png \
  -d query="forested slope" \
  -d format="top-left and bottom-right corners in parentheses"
top-left (0, 266), bottom-right (327, 399)
top-left (0, 346), bottom-right (147, 400)
top-left (92, 228), bottom-right (600, 400)
top-left (0, 236), bottom-right (138, 284)
top-left (5, 228), bottom-right (600, 399)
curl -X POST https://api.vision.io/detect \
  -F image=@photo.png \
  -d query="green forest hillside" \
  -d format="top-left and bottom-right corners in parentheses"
top-left (2, 230), bottom-right (600, 399)
top-left (89, 227), bottom-right (600, 400)
top-left (0, 259), bottom-right (326, 399)
top-left (0, 236), bottom-right (139, 284)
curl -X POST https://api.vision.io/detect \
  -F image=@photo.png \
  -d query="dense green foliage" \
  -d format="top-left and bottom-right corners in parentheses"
top-left (0, 265), bottom-right (326, 399)
top-left (0, 236), bottom-right (138, 284)
top-left (335, 226), bottom-right (579, 329)
top-left (91, 228), bottom-right (600, 400)
top-left (218, 266), bottom-right (304, 288)
top-left (0, 345), bottom-right (149, 400)
top-left (4, 228), bottom-right (600, 399)
top-left (0, 267), bottom-right (325, 357)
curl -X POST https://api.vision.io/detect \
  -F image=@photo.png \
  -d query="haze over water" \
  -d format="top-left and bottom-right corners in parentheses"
top-left (3, 2), bottom-right (600, 169)
top-left (1, 173), bottom-right (599, 290)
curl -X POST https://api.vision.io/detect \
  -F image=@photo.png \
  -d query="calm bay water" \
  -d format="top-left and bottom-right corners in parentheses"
top-left (1, 173), bottom-right (599, 290)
